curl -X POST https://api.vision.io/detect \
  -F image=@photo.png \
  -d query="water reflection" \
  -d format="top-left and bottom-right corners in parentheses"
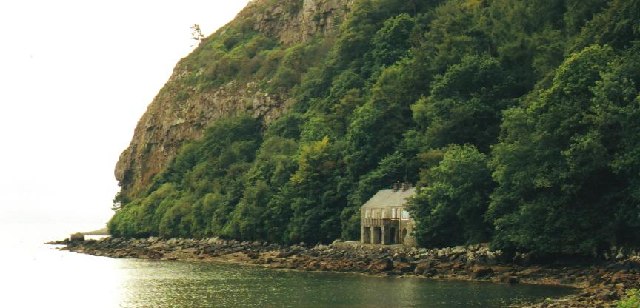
top-left (1, 225), bottom-right (573, 308)
top-left (115, 260), bottom-right (573, 308)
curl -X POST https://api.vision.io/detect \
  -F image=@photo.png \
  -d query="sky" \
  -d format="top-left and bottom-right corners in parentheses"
top-left (0, 0), bottom-right (250, 235)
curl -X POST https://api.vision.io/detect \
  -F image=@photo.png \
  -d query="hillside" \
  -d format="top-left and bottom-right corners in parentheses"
top-left (110, 0), bottom-right (640, 257)
top-left (115, 0), bottom-right (353, 199)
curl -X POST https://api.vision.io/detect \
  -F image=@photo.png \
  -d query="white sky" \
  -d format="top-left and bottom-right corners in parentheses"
top-left (0, 0), bottom-right (250, 234)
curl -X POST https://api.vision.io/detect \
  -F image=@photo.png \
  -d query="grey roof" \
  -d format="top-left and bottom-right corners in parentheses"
top-left (361, 188), bottom-right (416, 209)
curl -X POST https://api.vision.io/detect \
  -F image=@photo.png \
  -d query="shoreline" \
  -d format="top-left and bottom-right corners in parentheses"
top-left (51, 237), bottom-right (640, 307)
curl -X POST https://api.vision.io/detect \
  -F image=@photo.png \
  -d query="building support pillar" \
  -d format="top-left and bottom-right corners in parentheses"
top-left (372, 226), bottom-right (381, 244)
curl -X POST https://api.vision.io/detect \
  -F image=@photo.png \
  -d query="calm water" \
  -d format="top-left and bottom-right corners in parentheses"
top-left (1, 224), bottom-right (574, 307)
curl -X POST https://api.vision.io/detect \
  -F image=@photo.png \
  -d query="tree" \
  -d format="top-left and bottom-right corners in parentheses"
top-left (573, 0), bottom-right (640, 50)
top-left (190, 24), bottom-right (205, 46)
top-left (225, 136), bottom-right (298, 241)
top-left (408, 145), bottom-right (493, 247)
top-left (488, 45), bottom-right (622, 256)
top-left (371, 13), bottom-right (416, 68)
top-left (345, 61), bottom-right (424, 178)
top-left (412, 55), bottom-right (514, 153)
top-left (286, 137), bottom-right (346, 244)
top-left (589, 45), bottom-right (640, 246)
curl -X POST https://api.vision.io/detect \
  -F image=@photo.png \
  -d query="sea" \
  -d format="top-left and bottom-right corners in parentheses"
top-left (0, 223), bottom-right (574, 307)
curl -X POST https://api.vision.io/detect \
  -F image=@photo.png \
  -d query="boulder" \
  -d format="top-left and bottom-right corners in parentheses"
top-left (394, 261), bottom-right (415, 273)
top-left (368, 258), bottom-right (393, 272)
top-left (414, 261), bottom-right (435, 275)
top-left (470, 266), bottom-right (494, 279)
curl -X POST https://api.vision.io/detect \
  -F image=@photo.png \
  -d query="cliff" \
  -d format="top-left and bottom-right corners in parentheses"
top-left (115, 0), bottom-right (352, 199)
top-left (109, 0), bottom-right (640, 260)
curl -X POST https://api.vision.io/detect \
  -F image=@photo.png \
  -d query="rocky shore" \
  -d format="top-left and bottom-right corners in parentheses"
top-left (52, 237), bottom-right (640, 307)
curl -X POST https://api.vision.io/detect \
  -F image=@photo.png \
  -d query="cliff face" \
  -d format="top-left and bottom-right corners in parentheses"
top-left (115, 0), bottom-right (352, 199)
top-left (252, 0), bottom-right (352, 45)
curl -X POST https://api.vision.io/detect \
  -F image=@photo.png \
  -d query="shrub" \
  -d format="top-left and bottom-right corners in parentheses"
top-left (617, 289), bottom-right (640, 308)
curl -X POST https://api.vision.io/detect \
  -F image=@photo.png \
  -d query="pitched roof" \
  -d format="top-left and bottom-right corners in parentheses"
top-left (361, 188), bottom-right (416, 209)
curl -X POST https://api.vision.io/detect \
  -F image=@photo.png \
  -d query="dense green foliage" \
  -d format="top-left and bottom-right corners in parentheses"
top-left (617, 289), bottom-right (640, 308)
top-left (110, 0), bottom-right (640, 256)
top-left (489, 45), bottom-right (640, 256)
top-left (408, 145), bottom-right (493, 247)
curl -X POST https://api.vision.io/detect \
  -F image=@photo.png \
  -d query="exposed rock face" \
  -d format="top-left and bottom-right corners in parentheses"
top-left (251, 0), bottom-right (354, 45)
top-left (114, 80), bottom-right (286, 198)
top-left (115, 0), bottom-right (352, 198)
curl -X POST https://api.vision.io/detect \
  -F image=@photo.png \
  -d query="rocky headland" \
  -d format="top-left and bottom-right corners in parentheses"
top-left (52, 237), bottom-right (640, 307)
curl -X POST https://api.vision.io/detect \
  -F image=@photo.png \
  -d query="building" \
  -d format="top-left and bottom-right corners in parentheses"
top-left (361, 184), bottom-right (416, 246)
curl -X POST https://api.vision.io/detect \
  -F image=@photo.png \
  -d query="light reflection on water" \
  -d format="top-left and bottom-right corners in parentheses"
top-left (114, 260), bottom-right (573, 308)
top-left (0, 224), bottom-right (574, 307)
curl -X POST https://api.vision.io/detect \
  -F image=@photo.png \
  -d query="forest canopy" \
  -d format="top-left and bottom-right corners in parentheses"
top-left (109, 0), bottom-right (640, 257)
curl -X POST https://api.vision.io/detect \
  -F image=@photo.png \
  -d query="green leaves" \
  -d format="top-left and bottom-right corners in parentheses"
top-left (372, 13), bottom-right (416, 68)
top-left (489, 44), bottom-right (640, 255)
top-left (409, 145), bottom-right (493, 247)
top-left (412, 55), bottom-right (514, 152)
top-left (110, 0), bottom-right (640, 255)
top-left (286, 137), bottom-right (346, 244)
top-left (617, 289), bottom-right (640, 308)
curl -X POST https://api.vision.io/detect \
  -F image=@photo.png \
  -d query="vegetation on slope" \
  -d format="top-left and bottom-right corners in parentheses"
top-left (110, 0), bottom-right (640, 258)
